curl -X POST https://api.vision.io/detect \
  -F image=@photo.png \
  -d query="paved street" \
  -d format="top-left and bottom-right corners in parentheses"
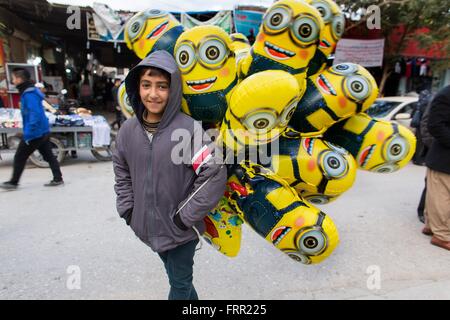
top-left (0, 151), bottom-right (449, 300)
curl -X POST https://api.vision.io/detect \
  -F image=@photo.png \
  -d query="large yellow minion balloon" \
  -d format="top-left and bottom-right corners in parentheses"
top-left (117, 82), bottom-right (134, 119)
top-left (289, 63), bottom-right (378, 136)
top-left (239, 0), bottom-right (324, 89)
top-left (221, 70), bottom-right (301, 153)
top-left (271, 128), bottom-right (357, 204)
top-left (174, 26), bottom-right (238, 124)
top-left (124, 9), bottom-right (184, 59)
top-left (227, 162), bottom-right (339, 264)
top-left (306, 0), bottom-right (345, 76)
top-left (324, 113), bottom-right (416, 173)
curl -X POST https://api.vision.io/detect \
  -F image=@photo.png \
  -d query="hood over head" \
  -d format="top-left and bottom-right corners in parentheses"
top-left (125, 50), bottom-right (182, 130)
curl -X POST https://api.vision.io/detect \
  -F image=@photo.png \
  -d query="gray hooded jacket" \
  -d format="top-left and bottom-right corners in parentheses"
top-left (113, 50), bottom-right (227, 252)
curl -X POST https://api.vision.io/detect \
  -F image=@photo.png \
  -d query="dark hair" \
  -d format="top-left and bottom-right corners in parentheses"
top-left (12, 68), bottom-right (31, 81)
top-left (139, 67), bottom-right (170, 85)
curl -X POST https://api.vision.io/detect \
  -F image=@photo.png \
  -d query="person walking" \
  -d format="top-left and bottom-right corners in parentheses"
top-left (113, 50), bottom-right (227, 299)
top-left (1, 68), bottom-right (63, 190)
top-left (422, 85), bottom-right (450, 251)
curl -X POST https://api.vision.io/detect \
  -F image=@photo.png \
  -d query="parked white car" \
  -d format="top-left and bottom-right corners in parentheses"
top-left (365, 96), bottom-right (419, 132)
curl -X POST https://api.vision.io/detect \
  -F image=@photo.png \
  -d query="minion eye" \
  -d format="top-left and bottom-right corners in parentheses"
top-left (286, 252), bottom-right (311, 264)
top-left (312, 1), bottom-right (332, 23)
top-left (299, 230), bottom-right (327, 256)
top-left (292, 16), bottom-right (320, 43)
top-left (385, 136), bottom-right (409, 161)
top-left (331, 63), bottom-right (358, 75)
top-left (332, 15), bottom-right (345, 39)
top-left (373, 164), bottom-right (397, 173)
top-left (175, 44), bottom-right (196, 69)
top-left (127, 15), bottom-right (145, 40)
top-left (144, 9), bottom-right (167, 18)
top-left (280, 102), bottom-right (297, 125)
top-left (199, 39), bottom-right (227, 65)
top-left (345, 76), bottom-right (370, 101)
top-left (322, 151), bottom-right (347, 178)
top-left (306, 195), bottom-right (331, 205)
top-left (264, 6), bottom-right (290, 30)
top-left (244, 112), bottom-right (277, 133)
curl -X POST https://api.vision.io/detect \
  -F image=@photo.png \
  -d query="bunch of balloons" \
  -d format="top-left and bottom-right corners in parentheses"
top-left (121, 0), bottom-right (416, 265)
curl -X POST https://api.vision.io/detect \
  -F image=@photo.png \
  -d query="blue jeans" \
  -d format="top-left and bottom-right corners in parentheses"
top-left (158, 239), bottom-right (199, 300)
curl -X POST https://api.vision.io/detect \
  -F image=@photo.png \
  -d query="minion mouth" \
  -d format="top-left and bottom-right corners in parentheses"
top-left (264, 41), bottom-right (295, 60)
top-left (358, 144), bottom-right (376, 168)
top-left (271, 226), bottom-right (291, 246)
top-left (319, 39), bottom-right (331, 49)
top-left (317, 74), bottom-right (337, 96)
top-left (186, 77), bottom-right (217, 92)
top-left (302, 138), bottom-right (315, 156)
top-left (147, 20), bottom-right (168, 39)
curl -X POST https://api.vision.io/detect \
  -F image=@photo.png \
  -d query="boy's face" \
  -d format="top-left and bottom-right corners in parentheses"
top-left (12, 74), bottom-right (23, 86)
top-left (139, 71), bottom-right (170, 117)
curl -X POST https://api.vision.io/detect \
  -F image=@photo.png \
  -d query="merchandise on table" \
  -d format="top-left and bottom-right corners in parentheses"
top-left (0, 108), bottom-right (22, 128)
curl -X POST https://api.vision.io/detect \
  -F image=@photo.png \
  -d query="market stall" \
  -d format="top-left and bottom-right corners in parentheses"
top-left (0, 107), bottom-right (115, 167)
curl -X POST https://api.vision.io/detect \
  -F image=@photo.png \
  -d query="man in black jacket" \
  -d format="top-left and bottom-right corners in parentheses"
top-left (423, 85), bottom-right (450, 251)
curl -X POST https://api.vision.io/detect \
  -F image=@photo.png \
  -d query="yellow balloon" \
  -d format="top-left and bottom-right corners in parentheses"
top-left (271, 128), bottom-right (357, 204)
top-left (306, 0), bottom-right (345, 75)
top-left (324, 113), bottom-right (417, 173)
top-left (203, 196), bottom-right (243, 257)
top-left (239, 0), bottom-right (324, 90)
top-left (290, 63), bottom-right (379, 136)
top-left (118, 82), bottom-right (134, 119)
top-left (228, 162), bottom-right (339, 265)
top-left (174, 25), bottom-right (238, 124)
top-left (220, 70), bottom-right (302, 153)
top-left (124, 9), bottom-right (184, 59)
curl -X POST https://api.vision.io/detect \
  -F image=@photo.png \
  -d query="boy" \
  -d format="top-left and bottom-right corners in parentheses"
top-left (1, 68), bottom-right (63, 190)
top-left (113, 50), bottom-right (227, 299)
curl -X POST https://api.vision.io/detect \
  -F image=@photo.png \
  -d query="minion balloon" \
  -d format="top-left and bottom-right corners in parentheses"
top-left (306, 0), bottom-right (345, 76)
top-left (228, 162), bottom-right (339, 265)
top-left (220, 70), bottom-right (301, 153)
top-left (174, 26), bottom-right (238, 124)
top-left (239, 0), bottom-right (324, 91)
top-left (271, 128), bottom-right (357, 204)
top-left (124, 9), bottom-right (184, 59)
top-left (324, 113), bottom-right (416, 173)
top-left (290, 63), bottom-right (378, 136)
top-left (117, 82), bottom-right (134, 119)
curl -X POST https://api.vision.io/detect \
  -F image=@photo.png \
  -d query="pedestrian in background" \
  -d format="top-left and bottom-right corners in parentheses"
top-left (0, 68), bottom-right (63, 190)
top-left (422, 85), bottom-right (450, 251)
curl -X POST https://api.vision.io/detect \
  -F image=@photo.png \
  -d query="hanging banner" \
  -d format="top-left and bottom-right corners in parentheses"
top-left (181, 11), bottom-right (233, 33)
top-left (334, 38), bottom-right (385, 67)
top-left (86, 4), bottom-right (133, 43)
top-left (234, 9), bottom-right (264, 42)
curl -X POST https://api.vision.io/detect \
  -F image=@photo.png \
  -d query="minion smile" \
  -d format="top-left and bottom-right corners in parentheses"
top-left (317, 74), bottom-right (337, 96)
top-left (271, 226), bottom-right (291, 246)
top-left (319, 39), bottom-right (331, 49)
top-left (264, 41), bottom-right (295, 60)
top-left (186, 77), bottom-right (217, 92)
top-left (358, 144), bottom-right (376, 168)
top-left (147, 20), bottom-right (168, 39)
top-left (302, 138), bottom-right (315, 156)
